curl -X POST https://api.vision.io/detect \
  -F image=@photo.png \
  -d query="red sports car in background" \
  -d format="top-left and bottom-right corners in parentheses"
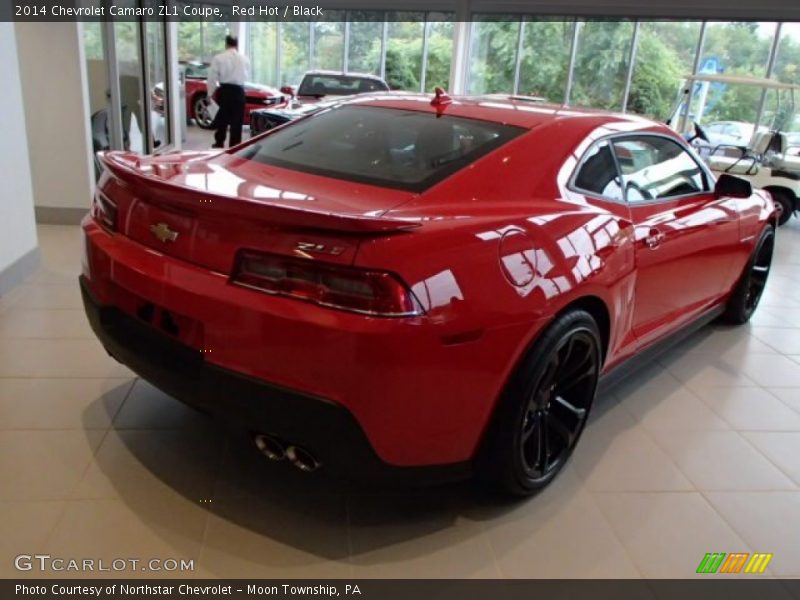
top-left (81, 92), bottom-right (776, 495)
top-left (153, 62), bottom-right (287, 129)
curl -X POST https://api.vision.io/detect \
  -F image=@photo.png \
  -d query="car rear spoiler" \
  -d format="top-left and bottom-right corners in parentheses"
top-left (98, 152), bottom-right (421, 234)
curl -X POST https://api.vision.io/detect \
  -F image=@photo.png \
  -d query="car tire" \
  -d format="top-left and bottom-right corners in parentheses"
top-left (476, 309), bottom-right (601, 496)
top-left (192, 94), bottom-right (215, 130)
top-left (722, 226), bottom-right (775, 325)
top-left (770, 189), bottom-right (795, 226)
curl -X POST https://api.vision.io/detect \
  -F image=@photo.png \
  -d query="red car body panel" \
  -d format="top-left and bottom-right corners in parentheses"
top-left (184, 78), bottom-right (287, 125)
top-left (82, 95), bottom-right (776, 470)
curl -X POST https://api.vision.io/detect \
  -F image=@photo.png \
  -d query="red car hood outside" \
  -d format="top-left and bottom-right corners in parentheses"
top-left (185, 78), bottom-right (280, 97)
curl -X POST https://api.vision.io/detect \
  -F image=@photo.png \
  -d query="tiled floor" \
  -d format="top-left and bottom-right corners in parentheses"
top-left (1, 220), bottom-right (800, 579)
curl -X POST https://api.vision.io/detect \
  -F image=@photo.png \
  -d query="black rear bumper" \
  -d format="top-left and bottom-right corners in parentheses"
top-left (80, 276), bottom-right (470, 485)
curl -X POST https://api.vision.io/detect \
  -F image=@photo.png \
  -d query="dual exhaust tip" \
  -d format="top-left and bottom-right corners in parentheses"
top-left (254, 433), bottom-right (322, 473)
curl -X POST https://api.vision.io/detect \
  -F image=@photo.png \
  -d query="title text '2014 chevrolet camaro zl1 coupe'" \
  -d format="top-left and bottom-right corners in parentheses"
top-left (80, 91), bottom-right (777, 495)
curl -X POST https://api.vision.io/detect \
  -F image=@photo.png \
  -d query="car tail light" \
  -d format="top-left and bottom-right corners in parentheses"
top-left (232, 251), bottom-right (424, 317)
top-left (91, 191), bottom-right (118, 232)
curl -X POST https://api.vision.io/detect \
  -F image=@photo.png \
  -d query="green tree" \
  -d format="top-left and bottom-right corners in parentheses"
top-left (385, 45), bottom-right (419, 89)
top-left (571, 21), bottom-right (635, 110)
top-left (627, 32), bottom-right (684, 118)
top-left (424, 24), bottom-right (454, 92)
top-left (178, 22), bottom-right (202, 62)
top-left (250, 23), bottom-right (277, 85)
top-left (83, 22), bottom-right (104, 60)
top-left (384, 18), bottom-right (424, 90)
top-left (347, 13), bottom-right (382, 74)
top-left (281, 22), bottom-right (310, 86)
top-left (467, 20), bottom-right (519, 94)
top-left (518, 19), bottom-right (574, 102)
top-left (313, 17), bottom-right (345, 71)
top-left (627, 22), bottom-right (702, 119)
top-left (698, 22), bottom-right (775, 123)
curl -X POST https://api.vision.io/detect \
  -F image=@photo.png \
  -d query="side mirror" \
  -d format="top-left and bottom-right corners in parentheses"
top-left (715, 173), bottom-right (753, 198)
top-left (280, 85), bottom-right (295, 98)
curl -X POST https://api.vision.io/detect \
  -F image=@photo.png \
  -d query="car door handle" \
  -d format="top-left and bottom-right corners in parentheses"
top-left (645, 228), bottom-right (665, 249)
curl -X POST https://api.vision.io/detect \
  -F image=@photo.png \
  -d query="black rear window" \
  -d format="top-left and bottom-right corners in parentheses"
top-left (298, 75), bottom-right (389, 96)
top-left (235, 106), bottom-right (524, 192)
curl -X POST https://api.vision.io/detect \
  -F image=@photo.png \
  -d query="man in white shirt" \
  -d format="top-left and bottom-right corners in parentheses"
top-left (207, 35), bottom-right (250, 148)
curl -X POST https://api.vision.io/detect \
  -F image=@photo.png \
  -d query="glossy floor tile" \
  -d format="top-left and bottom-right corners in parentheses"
top-left (705, 491), bottom-right (800, 577)
top-left (594, 492), bottom-right (752, 578)
top-left (1, 220), bottom-right (800, 579)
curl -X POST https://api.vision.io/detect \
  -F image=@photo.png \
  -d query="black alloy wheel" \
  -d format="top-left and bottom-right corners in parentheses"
top-left (723, 226), bottom-right (775, 324)
top-left (744, 233), bottom-right (774, 315)
top-left (519, 330), bottom-right (597, 481)
top-left (478, 309), bottom-right (601, 495)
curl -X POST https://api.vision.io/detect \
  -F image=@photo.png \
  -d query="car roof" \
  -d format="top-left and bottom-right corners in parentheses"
top-left (331, 92), bottom-right (660, 132)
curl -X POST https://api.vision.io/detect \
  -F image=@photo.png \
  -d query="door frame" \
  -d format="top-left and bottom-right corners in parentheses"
top-left (100, 4), bottom-right (181, 155)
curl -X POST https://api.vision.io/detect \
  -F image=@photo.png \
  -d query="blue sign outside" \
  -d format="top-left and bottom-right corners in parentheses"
top-left (695, 56), bottom-right (727, 115)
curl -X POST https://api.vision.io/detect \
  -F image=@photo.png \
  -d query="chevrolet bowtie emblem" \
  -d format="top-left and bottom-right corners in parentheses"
top-left (150, 222), bottom-right (179, 243)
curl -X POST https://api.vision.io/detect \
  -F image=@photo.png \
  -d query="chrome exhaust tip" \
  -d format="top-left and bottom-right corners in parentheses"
top-left (254, 433), bottom-right (287, 461)
top-left (286, 445), bottom-right (322, 472)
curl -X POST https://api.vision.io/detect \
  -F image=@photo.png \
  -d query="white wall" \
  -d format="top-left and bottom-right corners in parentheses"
top-left (0, 22), bottom-right (38, 289)
top-left (15, 22), bottom-right (94, 214)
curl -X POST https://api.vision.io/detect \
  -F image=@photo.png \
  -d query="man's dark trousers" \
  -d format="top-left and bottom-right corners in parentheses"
top-left (213, 83), bottom-right (246, 147)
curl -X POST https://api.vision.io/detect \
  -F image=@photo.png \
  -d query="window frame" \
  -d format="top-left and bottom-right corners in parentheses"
top-left (568, 131), bottom-right (715, 206)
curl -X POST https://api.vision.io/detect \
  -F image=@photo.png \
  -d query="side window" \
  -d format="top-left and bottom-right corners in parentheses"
top-left (612, 136), bottom-right (709, 203)
top-left (572, 140), bottom-right (623, 201)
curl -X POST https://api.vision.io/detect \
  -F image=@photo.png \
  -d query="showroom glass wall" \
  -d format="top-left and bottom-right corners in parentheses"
top-left (242, 11), bottom-right (454, 91)
top-left (238, 13), bottom-right (799, 131)
top-left (463, 15), bottom-right (799, 133)
top-left (82, 2), bottom-right (179, 166)
top-left (84, 9), bottom-right (800, 156)
top-left (177, 17), bottom-right (232, 62)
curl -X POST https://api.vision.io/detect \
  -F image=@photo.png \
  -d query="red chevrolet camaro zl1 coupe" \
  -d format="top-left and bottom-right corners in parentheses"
top-left (80, 91), bottom-right (777, 494)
